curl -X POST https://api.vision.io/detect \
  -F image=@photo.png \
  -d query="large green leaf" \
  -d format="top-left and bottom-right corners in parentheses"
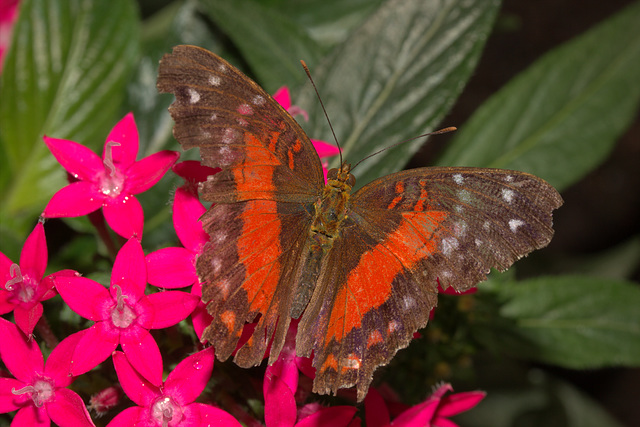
top-left (436, 2), bottom-right (640, 191)
top-left (265, 0), bottom-right (385, 49)
top-left (199, 0), bottom-right (324, 93)
top-left (297, 0), bottom-right (501, 188)
top-left (0, 0), bottom-right (140, 230)
top-left (480, 276), bottom-right (640, 368)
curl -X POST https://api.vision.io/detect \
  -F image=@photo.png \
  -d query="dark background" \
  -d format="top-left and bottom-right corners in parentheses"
top-left (411, 1), bottom-right (640, 425)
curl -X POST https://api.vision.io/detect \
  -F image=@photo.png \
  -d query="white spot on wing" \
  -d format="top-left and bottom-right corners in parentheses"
top-left (509, 219), bottom-right (525, 232)
top-left (222, 128), bottom-right (236, 144)
top-left (187, 88), bottom-right (200, 104)
top-left (402, 296), bottom-right (416, 310)
top-left (209, 75), bottom-right (221, 86)
top-left (388, 320), bottom-right (400, 333)
top-left (502, 188), bottom-right (515, 203)
top-left (252, 95), bottom-right (265, 105)
top-left (453, 174), bottom-right (464, 185)
top-left (504, 175), bottom-right (514, 182)
top-left (441, 237), bottom-right (459, 256)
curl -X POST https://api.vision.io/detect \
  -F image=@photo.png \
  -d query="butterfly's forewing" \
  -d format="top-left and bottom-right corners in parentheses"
top-left (157, 45), bottom-right (325, 365)
top-left (299, 167), bottom-right (562, 400)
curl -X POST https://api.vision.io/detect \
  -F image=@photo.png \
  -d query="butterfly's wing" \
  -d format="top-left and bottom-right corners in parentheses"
top-left (298, 167), bottom-right (562, 400)
top-left (157, 45), bottom-right (325, 365)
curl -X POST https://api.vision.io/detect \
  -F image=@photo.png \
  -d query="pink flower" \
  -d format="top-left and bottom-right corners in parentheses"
top-left (53, 238), bottom-right (200, 386)
top-left (0, 0), bottom-right (19, 72)
top-left (263, 321), bottom-right (355, 427)
top-left (273, 86), bottom-right (340, 180)
top-left (107, 347), bottom-right (241, 427)
top-left (0, 222), bottom-right (75, 336)
top-left (365, 383), bottom-right (485, 427)
top-left (42, 113), bottom-right (180, 239)
top-left (0, 318), bottom-right (95, 426)
top-left (147, 162), bottom-right (214, 339)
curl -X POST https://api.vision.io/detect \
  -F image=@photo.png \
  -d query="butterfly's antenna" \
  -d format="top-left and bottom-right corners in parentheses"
top-left (300, 60), bottom-right (343, 166)
top-left (350, 126), bottom-right (457, 173)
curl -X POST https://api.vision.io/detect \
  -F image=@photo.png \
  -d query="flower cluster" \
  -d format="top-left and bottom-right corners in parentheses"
top-left (1, 89), bottom-right (485, 426)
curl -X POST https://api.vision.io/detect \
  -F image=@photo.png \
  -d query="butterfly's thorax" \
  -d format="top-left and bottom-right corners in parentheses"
top-left (310, 168), bottom-right (355, 246)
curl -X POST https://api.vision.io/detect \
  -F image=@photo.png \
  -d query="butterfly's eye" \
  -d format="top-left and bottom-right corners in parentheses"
top-left (347, 174), bottom-right (356, 188)
top-left (327, 169), bottom-right (339, 180)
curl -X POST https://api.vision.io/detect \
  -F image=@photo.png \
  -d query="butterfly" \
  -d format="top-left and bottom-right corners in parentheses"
top-left (157, 45), bottom-right (562, 401)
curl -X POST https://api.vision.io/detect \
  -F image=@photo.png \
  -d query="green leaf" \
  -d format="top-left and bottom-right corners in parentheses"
top-left (482, 276), bottom-right (640, 368)
top-left (0, 0), bottom-right (140, 229)
top-left (266, 0), bottom-right (385, 49)
top-left (199, 0), bottom-right (324, 93)
top-left (455, 372), bottom-right (625, 427)
top-left (297, 0), bottom-right (501, 188)
top-left (436, 2), bottom-right (640, 191)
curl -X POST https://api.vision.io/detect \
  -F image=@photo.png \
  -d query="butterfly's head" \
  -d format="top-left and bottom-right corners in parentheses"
top-left (326, 163), bottom-right (356, 190)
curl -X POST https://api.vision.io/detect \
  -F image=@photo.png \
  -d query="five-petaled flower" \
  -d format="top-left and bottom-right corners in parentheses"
top-left (0, 222), bottom-right (75, 336)
top-left (0, 318), bottom-right (95, 426)
top-left (365, 383), bottom-right (485, 427)
top-left (42, 112), bottom-right (180, 239)
top-left (53, 237), bottom-right (200, 386)
top-left (107, 347), bottom-right (241, 427)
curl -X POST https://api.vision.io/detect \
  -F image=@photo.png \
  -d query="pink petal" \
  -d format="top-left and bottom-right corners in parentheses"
top-left (191, 303), bottom-right (212, 340)
top-left (431, 417), bottom-right (459, 427)
top-left (47, 387), bottom-right (96, 427)
top-left (55, 276), bottom-right (111, 321)
top-left (42, 181), bottom-right (104, 218)
top-left (295, 355), bottom-right (316, 380)
top-left (0, 318), bottom-right (43, 381)
top-left (172, 160), bottom-right (219, 185)
top-left (104, 113), bottom-right (139, 168)
top-left (120, 327), bottom-right (163, 387)
top-left (192, 402), bottom-right (243, 427)
top-left (264, 366), bottom-right (297, 427)
top-left (0, 377), bottom-right (30, 412)
top-left (70, 322), bottom-right (119, 376)
top-left (43, 135), bottom-right (104, 181)
top-left (0, 293), bottom-right (14, 315)
top-left (435, 391), bottom-right (486, 417)
top-left (164, 347), bottom-right (215, 405)
top-left (14, 302), bottom-right (43, 336)
top-left (391, 397), bottom-right (441, 427)
top-left (365, 388), bottom-right (390, 427)
top-left (110, 238), bottom-right (147, 297)
top-left (106, 406), bottom-right (145, 426)
top-left (112, 351), bottom-right (160, 407)
top-left (140, 290), bottom-right (199, 329)
top-left (146, 247), bottom-right (197, 289)
top-left (173, 187), bottom-right (208, 251)
top-left (125, 150), bottom-right (180, 194)
top-left (45, 330), bottom-right (86, 387)
top-left (311, 140), bottom-right (340, 159)
top-left (273, 86), bottom-right (291, 109)
top-left (12, 404), bottom-right (50, 427)
top-left (295, 406), bottom-right (357, 427)
top-left (20, 222), bottom-right (47, 281)
top-left (103, 195), bottom-right (144, 239)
